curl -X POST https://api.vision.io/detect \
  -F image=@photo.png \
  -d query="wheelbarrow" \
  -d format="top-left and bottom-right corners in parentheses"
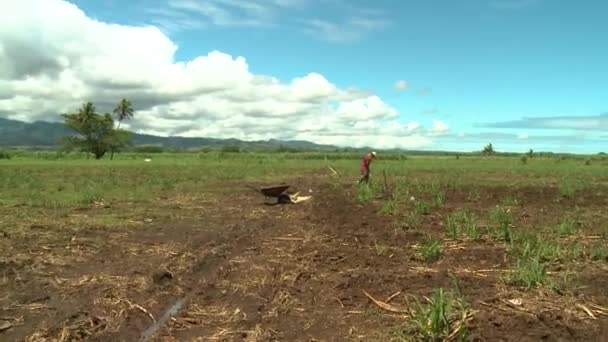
top-left (248, 185), bottom-right (293, 204)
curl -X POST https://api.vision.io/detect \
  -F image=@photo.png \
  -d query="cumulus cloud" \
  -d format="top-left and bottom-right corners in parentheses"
top-left (0, 0), bottom-right (447, 149)
top-left (518, 133), bottom-right (529, 140)
top-left (394, 80), bottom-right (409, 91)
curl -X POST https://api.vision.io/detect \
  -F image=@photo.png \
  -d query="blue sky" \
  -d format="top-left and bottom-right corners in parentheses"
top-left (7, 0), bottom-right (608, 153)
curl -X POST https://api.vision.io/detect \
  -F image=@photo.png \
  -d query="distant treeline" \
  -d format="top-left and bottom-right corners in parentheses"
top-left (1, 146), bottom-right (605, 162)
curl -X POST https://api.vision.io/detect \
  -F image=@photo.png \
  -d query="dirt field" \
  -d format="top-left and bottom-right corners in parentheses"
top-left (2, 166), bottom-right (608, 341)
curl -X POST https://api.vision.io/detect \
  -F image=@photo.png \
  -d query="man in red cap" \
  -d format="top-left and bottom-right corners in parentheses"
top-left (358, 151), bottom-right (376, 184)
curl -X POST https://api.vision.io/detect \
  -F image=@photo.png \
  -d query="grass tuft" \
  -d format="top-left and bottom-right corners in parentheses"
top-left (420, 239), bottom-right (442, 262)
top-left (509, 255), bottom-right (548, 289)
top-left (446, 209), bottom-right (481, 240)
top-left (490, 206), bottom-right (513, 243)
top-left (555, 217), bottom-right (577, 236)
top-left (415, 200), bottom-right (432, 215)
top-left (397, 288), bottom-right (471, 341)
top-left (590, 244), bottom-right (608, 262)
top-left (357, 184), bottom-right (374, 203)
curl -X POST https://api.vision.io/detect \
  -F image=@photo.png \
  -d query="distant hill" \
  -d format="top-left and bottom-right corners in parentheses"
top-left (0, 117), bottom-right (338, 151)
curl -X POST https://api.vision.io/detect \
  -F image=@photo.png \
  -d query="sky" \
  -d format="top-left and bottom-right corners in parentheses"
top-left (1, 0), bottom-right (607, 153)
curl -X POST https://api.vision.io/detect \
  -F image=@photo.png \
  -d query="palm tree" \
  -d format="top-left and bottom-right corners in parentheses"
top-left (110, 98), bottom-right (134, 160)
top-left (112, 98), bottom-right (134, 129)
top-left (482, 143), bottom-right (495, 156)
top-left (78, 102), bottom-right (97, 159)
top-left (79, 102), bottom-right (97, 125)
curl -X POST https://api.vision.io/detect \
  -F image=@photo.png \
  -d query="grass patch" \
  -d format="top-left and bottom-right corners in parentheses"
top-left (490, 206), bottom-right (513, 243)
top-left (432, 190), bottom-right (446, 207)
top-left (446, 209), bottom-right (481, 240)
top-left (509, 255), bottom-right (548, 289)
top-left (381, 198), bottom-right (398, 216)
top-left (564, 241), bottom-right (583, 261)
top-left (419, 239), bottom-right (443, 262)
top-left (590, 244), bottom-right (608, 262)
top-left (558, 178), bottom-right (585, 197)
top-left (415, 200), bottom-right (432, 215)
top-left (396, 288), bottom-right (471, 341)
top-left (357, 184), bottom-right (374, 203)
top-left (555, 217), bottom-right (578, 236)
top-left (515, 233), bottom-right (561, 262)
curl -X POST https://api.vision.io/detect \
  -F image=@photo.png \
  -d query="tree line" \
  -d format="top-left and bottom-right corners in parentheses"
top-left (60, 99), bottom-right (134, 159)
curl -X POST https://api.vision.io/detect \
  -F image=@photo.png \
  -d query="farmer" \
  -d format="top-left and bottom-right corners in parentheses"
top-left (358, 151), bottom-right (377, 184)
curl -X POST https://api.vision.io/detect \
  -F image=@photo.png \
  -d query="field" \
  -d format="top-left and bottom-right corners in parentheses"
top-left (1, 151), bottom-right (608, 341)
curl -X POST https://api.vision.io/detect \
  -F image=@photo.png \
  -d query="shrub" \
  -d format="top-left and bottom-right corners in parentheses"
top-left (0, 150), bottom-right (11, 159)
top-left (133, 145), bottom-right (164, 153)
top-left (221, 145), bottom-right (241, 153)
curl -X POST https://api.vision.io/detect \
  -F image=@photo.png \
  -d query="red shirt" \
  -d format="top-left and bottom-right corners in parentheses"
top-left (360, 153), bottom-right (373, 170)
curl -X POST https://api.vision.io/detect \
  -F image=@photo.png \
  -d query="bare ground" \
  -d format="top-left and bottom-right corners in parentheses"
top-left (1, 172), bottom-right (608, 341)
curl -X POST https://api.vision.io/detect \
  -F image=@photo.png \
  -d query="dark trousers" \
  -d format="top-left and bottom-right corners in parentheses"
top-left (358, 168), bottom-right (370, 184)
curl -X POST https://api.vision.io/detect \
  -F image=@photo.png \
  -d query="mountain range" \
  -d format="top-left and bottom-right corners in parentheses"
top-left (0, 117), bottom-right (339, 151)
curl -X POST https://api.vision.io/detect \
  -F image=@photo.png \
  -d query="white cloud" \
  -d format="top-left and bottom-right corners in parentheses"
top-left (299, 16), bottom-right (390, 42)
top-left (518, 133), bottom-right (529, 139)
top-left (148, 0), bottom-right (391, 43)
top-left (394, 80), bottom-right (409, 90)
top-left (0, 0), bottom-right (447, 150)
top-left (429, 120), bottom-right (449, 136)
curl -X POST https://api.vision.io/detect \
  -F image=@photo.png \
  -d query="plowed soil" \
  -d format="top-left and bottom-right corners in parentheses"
top-left (2, 173), bottom-right (607, 341)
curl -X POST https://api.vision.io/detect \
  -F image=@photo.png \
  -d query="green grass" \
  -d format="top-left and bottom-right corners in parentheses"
top-left (490, 206), bottom-right (513, 243)
top-left (432, 190), bottom-right (446, 207)
top-left (509, 255), bottom-right (549, 289)
top-left (415, 200), bottom-right (432, 215)
top-left (446, 209), bottom-right (481, 240)
top-left (590, 244), bottom-right (608, 262)
top-left (357, 184), bottom-right (374, 203)
top-left (420, 239), bottom-right (443, 262)
top-left (555, 217), bottom-right (578, 236)
top-left (515, 233), bottom-right (561, 262)
top-left (558, 177), bottom-right (586, 197)
top-left (381, 198), bottom-right (398, 215)
top-left (396, 288), bottom-right (470, 341)
top-left (2, 151), bottom-right (606, 242)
